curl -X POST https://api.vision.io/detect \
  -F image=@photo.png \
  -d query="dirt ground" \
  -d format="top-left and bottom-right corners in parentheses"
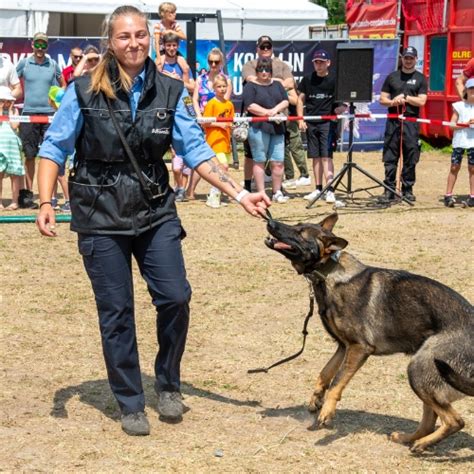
top-left (0, 151), bottom-right (473, 472)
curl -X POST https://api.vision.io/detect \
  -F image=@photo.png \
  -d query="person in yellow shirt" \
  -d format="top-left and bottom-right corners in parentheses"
top-left (202, 74), bottom-right (235, 208)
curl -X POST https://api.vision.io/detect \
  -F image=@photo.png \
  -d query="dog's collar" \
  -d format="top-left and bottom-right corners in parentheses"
top-left (306, 250), bottom-right (342, 282)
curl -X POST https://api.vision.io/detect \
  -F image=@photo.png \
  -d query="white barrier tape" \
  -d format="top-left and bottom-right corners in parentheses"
top-left (0, 115), bottom-right (53, 123)
top-left (1, 113), bottom-right (471, 129)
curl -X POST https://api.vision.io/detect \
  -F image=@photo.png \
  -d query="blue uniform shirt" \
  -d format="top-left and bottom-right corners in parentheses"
top-left (39, 68), bottom-right (214, 169)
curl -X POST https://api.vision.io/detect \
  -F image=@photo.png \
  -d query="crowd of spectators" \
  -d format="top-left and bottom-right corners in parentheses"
top-left (1, 1), bottom-right (473, 210)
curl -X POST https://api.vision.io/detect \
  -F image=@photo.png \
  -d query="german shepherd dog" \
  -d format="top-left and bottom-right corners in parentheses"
top-left (265, 213), bottom-right (473, 452)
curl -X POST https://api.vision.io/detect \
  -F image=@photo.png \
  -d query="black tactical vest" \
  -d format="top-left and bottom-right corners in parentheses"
top-left (75, 58), bottom-right (182, 166)
top-left (69, 58), bottom-right (185, 236)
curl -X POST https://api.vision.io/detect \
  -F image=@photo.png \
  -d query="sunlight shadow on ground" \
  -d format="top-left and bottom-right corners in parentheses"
top-left (50, 375), bottom-right (261, 421)
top-left (259, 405), bottom-right (474, 460)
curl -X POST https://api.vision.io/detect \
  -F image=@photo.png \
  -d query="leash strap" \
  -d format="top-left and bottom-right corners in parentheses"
top-left (248, 293), bottom-right (315, 374)
top-left (106, 96), bottom-right (165, 201)
top-left (395, 103), bottom-right (406, 194)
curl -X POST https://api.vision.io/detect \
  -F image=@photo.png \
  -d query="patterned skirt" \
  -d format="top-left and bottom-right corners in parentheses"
top-left (0, 124), bottom-right (25, 176)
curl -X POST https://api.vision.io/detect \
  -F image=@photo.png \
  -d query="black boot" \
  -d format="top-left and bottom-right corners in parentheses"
top-left (19, 189), bottom-right (38, 209)
top-left (18, 189), bottom-right (28, 209)
top-left (381, 189), bottom-right (395, 202)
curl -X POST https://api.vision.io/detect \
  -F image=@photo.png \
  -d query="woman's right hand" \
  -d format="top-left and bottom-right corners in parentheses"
top-left (36, 204), bottom-right (57, 237)
top-left (240, 191), bottom-right (271, 218)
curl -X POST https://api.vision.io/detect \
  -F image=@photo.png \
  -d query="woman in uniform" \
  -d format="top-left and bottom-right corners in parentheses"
top-left (36, 5), bottom-right (269, 436)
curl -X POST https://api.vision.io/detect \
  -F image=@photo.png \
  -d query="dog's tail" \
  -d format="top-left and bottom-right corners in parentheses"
top-left (435, 359), bottom-right (474, 396)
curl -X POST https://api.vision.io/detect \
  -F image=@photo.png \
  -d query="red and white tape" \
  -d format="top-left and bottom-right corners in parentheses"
top-left (0, 113), bottom-right (472, 129)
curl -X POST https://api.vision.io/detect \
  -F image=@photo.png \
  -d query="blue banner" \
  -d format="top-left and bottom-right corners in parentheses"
top-left (1, 38), bottom-right (399, 150)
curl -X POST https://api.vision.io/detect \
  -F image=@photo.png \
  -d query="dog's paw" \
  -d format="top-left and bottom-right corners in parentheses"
top-left (317, 407), bottom-right (335, 428)
top-left (308, 393), bottom-right (324, 413)
top-left (410, 440), bottom-right (429, 453)
top-left (307, 401), bottom-right (321, 413)
top-left (389, 431), bottom-right (413, 445)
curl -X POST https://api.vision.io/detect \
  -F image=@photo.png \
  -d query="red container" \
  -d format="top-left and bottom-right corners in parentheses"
top-left (404, 0), bottom-right (474, 142)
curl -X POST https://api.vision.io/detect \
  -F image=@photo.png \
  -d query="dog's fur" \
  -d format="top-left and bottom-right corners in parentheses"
top-left (435, 359), bottom-right (474, 396)
top-left (265, 213), bottom-right (473, 452)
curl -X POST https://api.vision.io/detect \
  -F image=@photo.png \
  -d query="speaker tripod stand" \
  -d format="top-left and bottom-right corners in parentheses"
top-left (306, 103), bottom-right (414, 209)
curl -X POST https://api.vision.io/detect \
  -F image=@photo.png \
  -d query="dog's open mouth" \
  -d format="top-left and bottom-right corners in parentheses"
top-left (265, 236), bottom-right (293, 251)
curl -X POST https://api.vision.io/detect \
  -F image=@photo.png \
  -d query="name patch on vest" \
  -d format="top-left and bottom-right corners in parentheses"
top-left (152, 128), bottom-right (171, 135)
top-left (182, 96), bottom-right (196, 118)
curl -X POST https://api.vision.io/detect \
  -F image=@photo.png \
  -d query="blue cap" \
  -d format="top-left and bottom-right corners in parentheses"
top-left (312, 49), bottom-right (330, 62)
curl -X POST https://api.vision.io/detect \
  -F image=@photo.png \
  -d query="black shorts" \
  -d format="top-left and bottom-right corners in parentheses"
top-left (18, 112), bottom-right (53, 160)
top-left (306, 122), bottom-right (331, 159)
top-left (451, 147), bottom-right (474, 166)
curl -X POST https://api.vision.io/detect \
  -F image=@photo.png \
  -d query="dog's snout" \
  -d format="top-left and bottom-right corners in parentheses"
top-left (267, 219), bottom-right (278, 232)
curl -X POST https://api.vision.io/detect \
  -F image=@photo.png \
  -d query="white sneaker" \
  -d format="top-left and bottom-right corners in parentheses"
top-left (206, 192), bottom-right (221, 208)
top-left (272, 190), bottom-right (290, 203)
top-left (282, 179), bottom-right (296, 190)
top-left (295, 176), bottom-right (311, 187)
top-left (325, 190), bottom-right (336, 203)
top-left (303, 189), bottom-right (322, 201)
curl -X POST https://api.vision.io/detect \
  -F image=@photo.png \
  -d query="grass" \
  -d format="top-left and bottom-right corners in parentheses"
top-left (0, 151), bottom-right (472, 471)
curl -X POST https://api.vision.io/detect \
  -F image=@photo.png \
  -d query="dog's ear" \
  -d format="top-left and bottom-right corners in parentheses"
top-left (319, 213), bottom-right (338, 232)
top-left (323, 236), bottom-right (348, 254)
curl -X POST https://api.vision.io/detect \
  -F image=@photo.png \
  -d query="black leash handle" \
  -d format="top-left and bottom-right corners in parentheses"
top-left (248, 294), bottom-right (315, 374)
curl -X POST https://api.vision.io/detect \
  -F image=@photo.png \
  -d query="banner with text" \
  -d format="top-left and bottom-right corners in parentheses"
top-left (1, 38), bottom-right (399, 150)
top-left (346, 1), bottom-right (398, 39)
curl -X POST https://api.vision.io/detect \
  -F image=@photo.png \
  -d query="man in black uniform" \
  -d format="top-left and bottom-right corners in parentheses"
top-left (380, 46), bottom-right (428, 201)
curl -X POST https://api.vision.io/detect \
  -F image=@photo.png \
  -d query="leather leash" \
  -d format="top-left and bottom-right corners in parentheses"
top-left (248, 284), bottom-right (315, 374)
top-left (248, 209), bottom-right (315, 374)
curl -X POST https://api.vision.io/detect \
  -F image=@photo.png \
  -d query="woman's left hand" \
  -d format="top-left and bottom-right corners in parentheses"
top-left (240, 191), bottom-right (271, 218)
top-left (36, 204), bottom-right (58, 237)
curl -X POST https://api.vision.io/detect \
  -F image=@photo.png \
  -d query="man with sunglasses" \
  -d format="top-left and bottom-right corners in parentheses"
top-left (242, 36), bottom-right (294, 90)
top-left (16, 32), bottom-right (65, 209)
top-left (62, 47), bottom-right (84, 85)
top-left (241, 36), bottom-right (295, 192)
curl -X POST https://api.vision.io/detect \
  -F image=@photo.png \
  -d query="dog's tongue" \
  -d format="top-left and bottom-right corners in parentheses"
top-left (274, 241), bottom-right (292, 250)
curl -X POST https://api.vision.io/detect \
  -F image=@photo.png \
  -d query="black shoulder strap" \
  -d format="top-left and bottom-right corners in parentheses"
top-left (105, 95), bottom-right (162, 201)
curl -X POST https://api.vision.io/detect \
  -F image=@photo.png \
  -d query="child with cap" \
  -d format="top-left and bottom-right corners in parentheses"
top-left (0, 86), bottom-right (24, 210)
top-left (443, 77), bottom-right (474, 207)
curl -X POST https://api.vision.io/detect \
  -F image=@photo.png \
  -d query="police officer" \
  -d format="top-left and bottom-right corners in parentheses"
top-left (380, 46), bottom-right (428, 201)
top-left (36, 5), bottom-right (270, 437)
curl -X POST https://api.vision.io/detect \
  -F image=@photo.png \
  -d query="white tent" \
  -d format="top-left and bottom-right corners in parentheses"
top-left (0, 0), bottom-right (327, 40)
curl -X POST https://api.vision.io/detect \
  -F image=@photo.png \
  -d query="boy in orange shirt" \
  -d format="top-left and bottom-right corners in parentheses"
top-left (202, 74), bottom-right (235, 208)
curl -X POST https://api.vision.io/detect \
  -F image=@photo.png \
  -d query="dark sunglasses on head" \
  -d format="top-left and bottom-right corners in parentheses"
top-left (34, 42), bottom-right (48, 50)
top-left (259, 44), bottom-right (272, 51)
top-left (208, 60), bottom-right (220, 65)
top-left (87, 57), bottom-right (99, 63)
top-left (256, 67), bottom-right (272, 73)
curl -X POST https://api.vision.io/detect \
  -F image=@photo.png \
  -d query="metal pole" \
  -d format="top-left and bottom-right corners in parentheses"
top-left (442, 0), bottom-right (449, 30)
top-left (186, 20), bottom-right (197, 79)
top-left (347, 102), bottom-right (355, 193)
top-left (216, 9), bottom-right (239, 169)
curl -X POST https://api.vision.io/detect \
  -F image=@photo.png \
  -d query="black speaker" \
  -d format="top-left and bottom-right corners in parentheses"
top-left (335, 43), bottom-right (374, 102)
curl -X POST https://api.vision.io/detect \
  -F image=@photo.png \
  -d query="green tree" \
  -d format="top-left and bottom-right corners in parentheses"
top-left (311, 0), bottom-right (346, 25)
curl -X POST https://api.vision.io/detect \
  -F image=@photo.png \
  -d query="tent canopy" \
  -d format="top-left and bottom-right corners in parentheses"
top-left (0, 0), bottom-right (327, 39)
